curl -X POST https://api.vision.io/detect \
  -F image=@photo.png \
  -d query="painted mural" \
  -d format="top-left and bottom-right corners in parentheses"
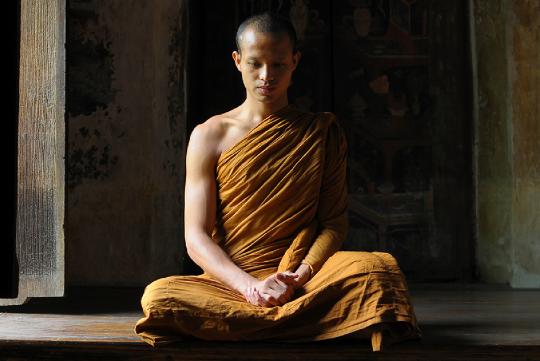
top-left (332, 0), bottom-right (435, 277)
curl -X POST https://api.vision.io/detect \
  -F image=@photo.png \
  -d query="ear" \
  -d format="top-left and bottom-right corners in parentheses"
top-left (232, 51), bottom-right (242, 71)
top-left (292, 50), bottom-right (302, 71)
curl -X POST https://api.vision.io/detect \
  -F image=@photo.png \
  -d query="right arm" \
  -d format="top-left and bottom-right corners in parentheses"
top-left (184, 123), bottom-right (256, 295)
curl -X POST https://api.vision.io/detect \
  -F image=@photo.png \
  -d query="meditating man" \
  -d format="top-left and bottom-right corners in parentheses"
top-left (135, 12), bottom-right (421, 352)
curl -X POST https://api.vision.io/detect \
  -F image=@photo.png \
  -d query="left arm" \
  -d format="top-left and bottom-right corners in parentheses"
top-left (298, 114), bottom-right (349, 280)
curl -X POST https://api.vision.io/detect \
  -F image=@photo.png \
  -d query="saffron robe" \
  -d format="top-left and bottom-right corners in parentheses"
top-left (135, 104), bottom-right (421, 345)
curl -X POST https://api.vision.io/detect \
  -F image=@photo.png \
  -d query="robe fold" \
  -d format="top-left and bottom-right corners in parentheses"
top-left (135, 104), bottom-right (421, 345)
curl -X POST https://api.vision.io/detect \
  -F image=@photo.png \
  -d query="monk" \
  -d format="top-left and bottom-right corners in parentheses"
top-left (135, 12), bottom-right (421, 352)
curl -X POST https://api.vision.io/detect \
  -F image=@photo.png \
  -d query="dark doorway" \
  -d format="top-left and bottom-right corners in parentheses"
top-left (2, 0), bottom-right (21, 299)
top-left (185, 0), bottom-right (474, 281)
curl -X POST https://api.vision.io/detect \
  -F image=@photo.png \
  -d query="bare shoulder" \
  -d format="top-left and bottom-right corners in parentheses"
top-left (188, 108), bottom-right (244, 160)
top-left (187, 114), bottom-right (228, 162)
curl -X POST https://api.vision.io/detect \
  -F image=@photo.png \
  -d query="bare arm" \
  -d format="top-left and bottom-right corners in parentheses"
top-left (184, 123), bottom-right (256, 295)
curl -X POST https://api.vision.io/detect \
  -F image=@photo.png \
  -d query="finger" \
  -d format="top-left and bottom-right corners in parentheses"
top-left (283, 286), bottom-right (295, 302)
top-left (280, 272), bottom-right (300, 281)
top-left (273, 277), bottom-right (295, 292)
top-left (250, 288), bottom-right (266, 307)
top-left (266, 277), bottom-right (288, 293)
top-left (243, 286), bottom-right (254, 303)
top-left (282, 277), bottom-right (299, 286)
top-left (282, 286), bottom-right (297, 304)
top-left (284, 287), bottom-right (294, 300)
top-left (271, 285), bottom-right (293, 305)
top-left (277, 272), bottom-right (297, 280)
top-left (248, 288), bottom-right (260, 305)
top-left (265, 277), bottom-right (295, 299)
top-left (272, 279), bottom-right (289, 292)
top-left (261, 292), bottom-right (280, 307)
top-left (285, 285), bottom-right (295, 296)
top-left (255, 290), bottom-right (270, 307)
top-left (263, 296), bottom-right (278, 307)
top-left (277, 274), bottom-right (298, 286)
top-left (276, 283), bottom-right (295, 300)
top-left (265, 285), bottom-right (284, 302)
top-left (276, 293), bottom-right (288, 305)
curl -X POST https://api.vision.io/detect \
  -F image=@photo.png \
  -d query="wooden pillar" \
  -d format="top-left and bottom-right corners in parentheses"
top-left (472, 0), bottom-right (540, 288)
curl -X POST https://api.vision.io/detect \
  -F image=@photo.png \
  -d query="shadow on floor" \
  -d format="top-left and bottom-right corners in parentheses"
top-left (0, 286), bottom-right (144, 314)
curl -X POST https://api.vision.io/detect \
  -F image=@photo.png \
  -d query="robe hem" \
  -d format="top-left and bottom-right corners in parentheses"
top-left (273, 315), bottom-right (420, 343)
top-left (134, 314), bottom-right (420, 346)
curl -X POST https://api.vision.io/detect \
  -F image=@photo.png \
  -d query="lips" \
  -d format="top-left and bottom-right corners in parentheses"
top-left (257, 86), bottom-right (275, 95)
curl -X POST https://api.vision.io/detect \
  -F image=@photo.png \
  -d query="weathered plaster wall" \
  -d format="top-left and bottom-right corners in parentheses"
top-left (66, 0), bottom-right (187, 286)
top-left (473, 0), bottom-right (540, 288)
top-left (509, 0), bottom-right (540, 288)
top-left (473, 0), bottom-right (514, 283)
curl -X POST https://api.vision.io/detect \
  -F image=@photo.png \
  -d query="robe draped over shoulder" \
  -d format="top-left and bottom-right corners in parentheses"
top-left (135, 104), bottom-right (421, 346)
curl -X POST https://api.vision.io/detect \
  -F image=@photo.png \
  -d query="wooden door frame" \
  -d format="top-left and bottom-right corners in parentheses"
top-left (1, 0), bottom-right (65, 306)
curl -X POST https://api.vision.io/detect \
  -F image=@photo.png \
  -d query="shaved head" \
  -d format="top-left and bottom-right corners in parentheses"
top-left (236, 12), bottom-right (298, 54)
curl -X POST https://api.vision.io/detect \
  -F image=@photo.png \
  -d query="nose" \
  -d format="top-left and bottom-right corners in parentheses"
top-left (259, 65), bottom-right (274, 82)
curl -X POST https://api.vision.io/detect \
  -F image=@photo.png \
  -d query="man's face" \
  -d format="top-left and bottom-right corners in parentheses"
top-left (233, 29), bottom-right (301, 104)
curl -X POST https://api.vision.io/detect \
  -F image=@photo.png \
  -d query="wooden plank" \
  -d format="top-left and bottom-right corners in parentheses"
top-left (0, 342), bottom-right (538, 361)
top-left (1, 285), bottom-right (540, 346)
top-left (1, 286), bottom-right (540, 359)
top-left (0, 0), bottom-right (66, 305)
top-left (0, 314), bottom-right (141, 343)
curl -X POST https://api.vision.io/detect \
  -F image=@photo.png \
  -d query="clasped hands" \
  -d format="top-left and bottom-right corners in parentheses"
top-left (242, 264), bottom-right (312, 307)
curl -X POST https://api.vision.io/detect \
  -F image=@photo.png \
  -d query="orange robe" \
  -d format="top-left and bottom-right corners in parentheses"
top-left (135, 104), bottom-right (421, 345)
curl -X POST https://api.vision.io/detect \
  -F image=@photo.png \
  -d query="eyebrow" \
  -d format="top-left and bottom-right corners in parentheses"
top-left (245, 56), bottom-right (286, 62)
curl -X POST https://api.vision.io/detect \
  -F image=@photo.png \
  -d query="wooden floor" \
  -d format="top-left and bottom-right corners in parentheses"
top-left (1, 283), bottom-right (539, 360)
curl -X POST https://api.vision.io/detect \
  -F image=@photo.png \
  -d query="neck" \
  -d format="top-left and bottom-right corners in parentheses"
top-left (239, 94), bottom-right (289, 122)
